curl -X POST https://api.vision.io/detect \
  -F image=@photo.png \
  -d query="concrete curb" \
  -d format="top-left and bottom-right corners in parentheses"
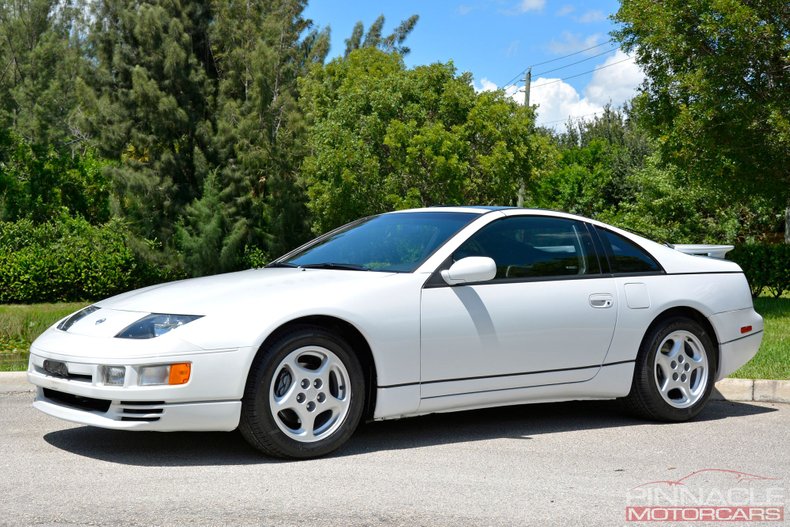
top-left (712, 377), bottom-right (790, 404)
top-left (1, 371), bottom-right (789, 403)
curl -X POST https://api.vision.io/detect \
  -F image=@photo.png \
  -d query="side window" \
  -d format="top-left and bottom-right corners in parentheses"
top-left (454, 216), bottom-right (601, 280)
top-left (599, 229), bottom-right (661, 274)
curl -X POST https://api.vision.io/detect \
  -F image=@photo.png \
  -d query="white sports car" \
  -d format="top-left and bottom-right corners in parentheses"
top-left (28, 207), bottom-right (763, 458)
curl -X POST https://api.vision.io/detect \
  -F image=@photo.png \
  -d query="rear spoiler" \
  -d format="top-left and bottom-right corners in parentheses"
top-left (670, 244), bottom-right (734, 259)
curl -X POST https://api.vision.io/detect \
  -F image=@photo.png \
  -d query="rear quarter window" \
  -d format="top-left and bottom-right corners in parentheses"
top-left (598, 229), bottom-right (662, 274)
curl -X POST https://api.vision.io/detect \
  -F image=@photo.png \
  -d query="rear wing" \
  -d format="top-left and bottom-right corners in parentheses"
top-left (670, 244), bottom-right (734, 259)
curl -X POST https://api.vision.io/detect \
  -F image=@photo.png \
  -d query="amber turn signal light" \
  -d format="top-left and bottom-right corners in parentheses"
top-left (168, 363), bottom-right (191, 385)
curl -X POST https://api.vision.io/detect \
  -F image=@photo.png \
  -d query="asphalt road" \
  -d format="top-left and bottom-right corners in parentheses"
top-left (1, 392), bottom-right (787, 527)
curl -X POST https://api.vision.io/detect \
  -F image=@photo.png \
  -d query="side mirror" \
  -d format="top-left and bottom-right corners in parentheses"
top-left (441, 257), bottom-right (497, 286)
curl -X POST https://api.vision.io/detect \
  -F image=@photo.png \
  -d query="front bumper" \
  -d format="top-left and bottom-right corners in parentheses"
top-left (33, 390), bottom-right (241, 431)
top-left (28, 346), bottom-right (252, 432)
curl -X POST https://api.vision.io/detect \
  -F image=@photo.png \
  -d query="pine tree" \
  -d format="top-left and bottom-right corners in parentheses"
top-left (343, 14), bottom-right (419, 57)
top-left (200, 0), bottom-right (328, 268)
top-left (0, 0), bottom-right (87, 148)
top-left (82, 0), bottom-right (215, 242)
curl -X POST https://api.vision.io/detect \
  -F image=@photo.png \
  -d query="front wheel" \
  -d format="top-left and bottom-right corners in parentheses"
top-left (624, 317), bottom-right (717, 421)
top-left (240, 327), bottom-right (365, 458)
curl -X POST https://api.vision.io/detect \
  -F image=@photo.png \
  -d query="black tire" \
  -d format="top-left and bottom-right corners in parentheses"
top-left (240, 326), bottom-right (365, 459)
top-left (623, 317), bottom-right (717, 422)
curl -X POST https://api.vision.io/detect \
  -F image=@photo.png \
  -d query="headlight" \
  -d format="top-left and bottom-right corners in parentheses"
top-left (115, 314), bottom-right (203, 339)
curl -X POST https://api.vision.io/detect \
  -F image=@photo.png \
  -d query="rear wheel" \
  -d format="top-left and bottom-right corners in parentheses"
top-left (240, 327), bottom-right (365, 458)
top-left (624, 317), bottom-right (717, 421)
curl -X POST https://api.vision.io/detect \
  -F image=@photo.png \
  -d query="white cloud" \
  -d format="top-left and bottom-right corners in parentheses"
top-left (577, 10), bottom-right (605, 23)
top-left (473, 48), bottom-right (644, 131)
top-left (473, 77), bottom-right (499, 93)
top-left (529, 78), bottom-right (603, 129)
top-left (517, 0), bottom-right (545, 13)
top-left (458, 4), bottom-right (473, 15)
top-left (584, 49), bottom-right (644, 106)
top-left (556, 5), bottom-right (574, 16)
top-left (548, 32), bottom-right (603, 55)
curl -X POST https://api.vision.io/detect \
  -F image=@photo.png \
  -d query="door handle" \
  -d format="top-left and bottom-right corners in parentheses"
top-left (589, 293), bottom-right (613, 309)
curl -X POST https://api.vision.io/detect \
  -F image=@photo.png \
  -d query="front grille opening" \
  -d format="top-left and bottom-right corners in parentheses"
top-left (43, 388), bottom-right (111, 413)
top-left (120, 416), bottom-right (161, 422)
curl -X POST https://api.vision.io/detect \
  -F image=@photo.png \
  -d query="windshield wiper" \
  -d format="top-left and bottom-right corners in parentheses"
top-left (265, 262), bottom-right (298, 268)
top-left (298, 262), bottom-right (370, 271)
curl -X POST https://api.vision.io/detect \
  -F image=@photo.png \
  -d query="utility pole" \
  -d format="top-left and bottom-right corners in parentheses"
top-left (517, 67), bottom-right (532, 207)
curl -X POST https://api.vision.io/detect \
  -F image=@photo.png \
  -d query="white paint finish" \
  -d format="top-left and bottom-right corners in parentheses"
top-left (26, 207), bottom-right (763, 434)
top-left (716, 332), bottom-right (762, 380)
top-left (28, 347), bottom-right (251, 402)
top-left (708, 308), bottom-right (764, 344)
top-left (624, 282), bottom-right (650, 309)
top-left (414, 362), bottom-right (634, 416)
top-left (420, 277), bottom-right (618, 396)
top-left (373, 385), bottom-right (421, 419)
top-left (602, 273), bottom-right (757, 365)
top-left (672, 244), bottom-right (734, 259)
top-left (33, 396), bottom-right (241, 431)
top-left (419, 367), bottom-right (599, 400)
top-left (440, 256), bottom-right (497, 285)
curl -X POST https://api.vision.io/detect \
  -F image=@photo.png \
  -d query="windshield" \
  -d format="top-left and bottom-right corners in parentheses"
top-left (277, 212), bottom-right (478, 272)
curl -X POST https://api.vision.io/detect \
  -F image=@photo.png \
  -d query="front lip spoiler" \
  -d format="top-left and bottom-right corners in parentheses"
top-left (32, 396), bottom-right (241, 432)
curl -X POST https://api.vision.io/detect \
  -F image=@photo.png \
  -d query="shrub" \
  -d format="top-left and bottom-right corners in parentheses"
top-left (0, 216), bottom-right (180, 303)
top-left (728, 244), bottom-right (790, 298)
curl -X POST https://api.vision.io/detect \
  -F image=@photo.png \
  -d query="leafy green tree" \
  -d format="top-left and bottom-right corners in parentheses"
top-left (613, 0), bottom-right (790, 239)
top-left (598, 152), bottom-right (780, 243)
top-left (344, 14), bottom-right (419, 57)
top-left (0, 132), bottom-right (110, 223)
top-left (300, 48), bottom-right (551, 233)
top-left (533, 105), bottom-right (651, 217)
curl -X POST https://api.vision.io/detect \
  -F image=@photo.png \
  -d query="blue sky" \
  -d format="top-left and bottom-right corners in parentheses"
top-left (303, 0), bottom-right (643, 129)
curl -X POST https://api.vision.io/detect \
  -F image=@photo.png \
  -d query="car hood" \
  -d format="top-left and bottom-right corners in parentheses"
top-left (96, 268), bottom-right (398, 316)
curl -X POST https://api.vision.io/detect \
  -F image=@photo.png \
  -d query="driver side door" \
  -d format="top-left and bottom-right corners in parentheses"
top-left (419, 215), bottom-right (617, 402)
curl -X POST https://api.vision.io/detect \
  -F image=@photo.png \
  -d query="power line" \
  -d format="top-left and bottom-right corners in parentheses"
top-left (530, 39), bottom-right (615, 68)
top-left (533, 47), bottom-right (617, 77)
top-left (501, 39), bottom-right (615, 88)
top-left (530, 56), bottom-right (634, 90)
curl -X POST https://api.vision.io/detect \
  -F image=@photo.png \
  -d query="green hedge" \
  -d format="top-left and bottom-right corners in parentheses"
top-left (0, 216), bottom-right (178, 303)
top-left (728, 244), bottom-right (790, 298)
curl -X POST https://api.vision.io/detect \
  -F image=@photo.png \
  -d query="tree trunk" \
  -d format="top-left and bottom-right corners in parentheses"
top-left (785, 205), bottom-right (790, 243)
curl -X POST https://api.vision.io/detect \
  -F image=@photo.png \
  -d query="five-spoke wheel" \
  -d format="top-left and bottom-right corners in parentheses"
top-left (269, 346), bottom-right (352, 442)
top-left (240, 327), bottom-right (365, 458)
top-left (653, 330), bottom-right (709, 409)
top-left (624, 317), bottom-right (716, 421)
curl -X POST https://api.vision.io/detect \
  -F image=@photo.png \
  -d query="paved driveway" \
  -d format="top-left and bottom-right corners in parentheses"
top-left (2, 391), bottom-right (787, 526)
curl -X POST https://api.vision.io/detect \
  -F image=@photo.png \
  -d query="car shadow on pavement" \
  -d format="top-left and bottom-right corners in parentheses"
top-left (43, 399), bottom-right (776, 466)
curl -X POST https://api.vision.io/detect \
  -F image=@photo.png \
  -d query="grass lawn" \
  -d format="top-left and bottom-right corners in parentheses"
top-left (731, 296), bottom-right (790, 380)
top-left (1, 297), bottom-right (788, 379)
top-left (0, 302), bottom-right (88, 371)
